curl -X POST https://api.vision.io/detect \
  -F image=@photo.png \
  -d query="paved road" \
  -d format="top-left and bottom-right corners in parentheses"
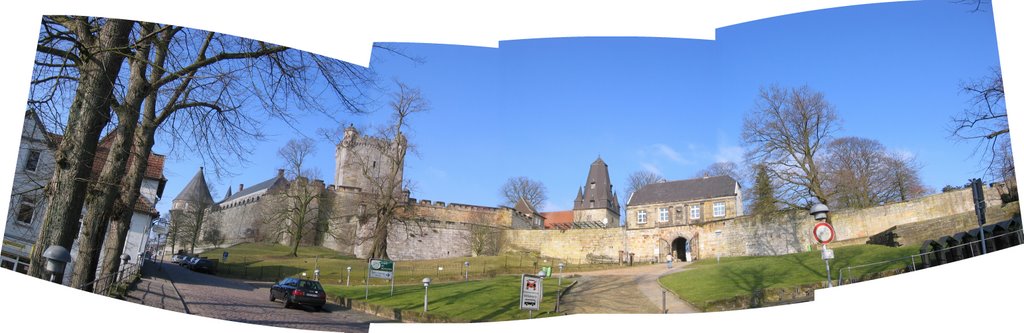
top-left (126, 260), bottom-right (390, 332)
top-left (560, 261), bottom-right (698, 314)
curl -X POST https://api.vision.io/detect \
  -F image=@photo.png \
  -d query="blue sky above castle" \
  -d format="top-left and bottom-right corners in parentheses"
top-left (155, 0), bottom-right (1001, 214)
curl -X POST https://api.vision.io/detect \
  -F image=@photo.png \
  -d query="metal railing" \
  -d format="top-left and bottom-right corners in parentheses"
top-left (77, 261), bottom-right (142, 296)
top-left (838, 229), bottom-right (1023, 286)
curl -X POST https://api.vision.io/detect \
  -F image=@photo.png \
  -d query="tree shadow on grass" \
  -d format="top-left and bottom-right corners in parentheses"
top-left (718, 264), bottom-right (785, 307)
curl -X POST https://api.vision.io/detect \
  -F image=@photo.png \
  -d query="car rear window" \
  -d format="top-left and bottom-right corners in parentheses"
top-left (299, 280), bottom-right (323, 291)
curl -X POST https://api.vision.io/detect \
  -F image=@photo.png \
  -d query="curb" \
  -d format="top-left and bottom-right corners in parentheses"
top-left (150, 262), bottom-right (191, 314)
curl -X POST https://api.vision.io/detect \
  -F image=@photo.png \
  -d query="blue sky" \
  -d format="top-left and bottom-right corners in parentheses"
top-left (155, 0), bottom-right (1001, 214)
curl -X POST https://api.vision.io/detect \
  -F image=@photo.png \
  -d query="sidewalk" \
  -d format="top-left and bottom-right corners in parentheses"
top-left (123, 260), bottom-right (189, 313)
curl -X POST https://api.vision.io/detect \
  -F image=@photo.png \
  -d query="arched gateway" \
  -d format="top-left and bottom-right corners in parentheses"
top-left (661, 230), bottom-right (698, 262)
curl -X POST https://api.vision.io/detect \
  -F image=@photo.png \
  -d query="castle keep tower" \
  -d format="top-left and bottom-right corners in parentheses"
top-left (334, 125), bottom-right (405, 193)
top-left (573, 157), bottom-right (620, 227)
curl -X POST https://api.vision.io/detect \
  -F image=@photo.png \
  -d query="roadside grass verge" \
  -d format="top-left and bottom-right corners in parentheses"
top-left (324, 275), bottom-right (569, 322)
top-left (660, 244), bottom-right (919, 310)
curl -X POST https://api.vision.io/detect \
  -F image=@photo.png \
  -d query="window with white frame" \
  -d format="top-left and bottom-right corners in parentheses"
top-left (16, 196), bottom-right (36, 225)
top-left (689, 205), bottom-right (701, 220)
top-left (713, 202), bottom-right (726, 217)
top-left (658, 208), bottom-right (669, 222)
top-left (637, 210), bottom-right (647, 224)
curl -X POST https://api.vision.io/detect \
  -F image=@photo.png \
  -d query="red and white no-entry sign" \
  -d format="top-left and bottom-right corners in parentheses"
top-left (812, 222), bottom-right (835, 244)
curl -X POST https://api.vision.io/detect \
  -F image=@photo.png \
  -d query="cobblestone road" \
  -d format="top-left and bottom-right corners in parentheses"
top-left (560, 262), bottom-right (698, 314)
top-left (127, 260), bottom-right (391, 332)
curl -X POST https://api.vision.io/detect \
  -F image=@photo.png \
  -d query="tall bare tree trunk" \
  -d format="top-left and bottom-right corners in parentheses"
top-left (71, 23), bottom-right (155, 290)
top-left (28, 19), bottom-right (134, 279)
top-left (99, 121), bottom-right (157, 285)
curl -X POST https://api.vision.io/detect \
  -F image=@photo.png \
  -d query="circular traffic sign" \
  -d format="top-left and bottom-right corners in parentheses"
top-left (812, 222), bottom-right (835, 244)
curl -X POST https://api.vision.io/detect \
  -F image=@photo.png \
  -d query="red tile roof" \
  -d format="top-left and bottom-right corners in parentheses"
top-left (541, 211), bottom-right (573, 229)
top-left (89, 132), bottom-right (166, 181)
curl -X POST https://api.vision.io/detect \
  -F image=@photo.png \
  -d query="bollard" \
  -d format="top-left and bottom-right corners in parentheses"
top-left (662, 290), bottom-right (667, 313)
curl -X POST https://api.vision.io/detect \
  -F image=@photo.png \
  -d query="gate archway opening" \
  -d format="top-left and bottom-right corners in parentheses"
top-left (671, 237), bottom-right (691, 262)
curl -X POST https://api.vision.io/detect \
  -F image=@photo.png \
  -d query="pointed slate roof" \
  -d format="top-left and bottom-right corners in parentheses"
top-left (574, 157), bottom-right (618, 211)
top-left (628, 175), bottom-right (738, 206)
top-left (513, 196), bottom-right (541, 217)
top-left (173, 167), bottom-right (214, 207)
top-left (222, 186), bottom-right (233, 201)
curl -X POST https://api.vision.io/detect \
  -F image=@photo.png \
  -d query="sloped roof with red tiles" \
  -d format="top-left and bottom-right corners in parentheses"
top-left (89, 132), bottom-right (166, 181)
top-left (540, 211), bottom-right (574, 229)
top-left (134, 196), bottom-right (159, 217)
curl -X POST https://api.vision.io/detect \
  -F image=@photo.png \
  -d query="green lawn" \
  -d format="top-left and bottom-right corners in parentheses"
top-left (659, 244), bottom-right (919, 309)
top-left (324, 275), bottom-right (570, 322)
top-left (196, 242), bottom-right (614, 285)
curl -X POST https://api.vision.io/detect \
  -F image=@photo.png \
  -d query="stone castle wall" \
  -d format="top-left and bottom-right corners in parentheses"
top-left (500, 186), bottom-right (1010, 262)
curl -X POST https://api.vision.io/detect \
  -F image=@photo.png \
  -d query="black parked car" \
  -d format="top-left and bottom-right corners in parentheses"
top-left (269, 277), bottom-right (327, 310)
top-left (190, 258), bottom-right (217, 273)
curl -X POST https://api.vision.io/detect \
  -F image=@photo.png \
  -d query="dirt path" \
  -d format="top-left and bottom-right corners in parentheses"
top-left (560, 262), bottom-right (698, 314)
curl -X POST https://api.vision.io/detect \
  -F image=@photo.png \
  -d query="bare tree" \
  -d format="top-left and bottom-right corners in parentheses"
top-left (884, 151), bottom-right (930, 202)
top-left (695, 161), bottom-right (744, 182)
top-left (950, 68), bottom-right (1011, 180)
top-left (355, 82), bottom-right (428, 259)
top-left (499, 177), bottom-right (548, 209)
top-left (625, 170), bottom-right (664, 197)
top-left (259, 138), bottom-right (326, 257)
top-left (201, 217), bottom-right (226, 249)
top-left (27, 15), bottom-right (386, 285)
top-left (742, 85), bottom-right (840, 209)
top-left (822, 136), bottom-right (929, 209)
top-left (465, 211), bottom-right (503, 256)
top-left (26, 17), bottom-right (134, 278)
top-left (822, 137), bottom-right (893, 209)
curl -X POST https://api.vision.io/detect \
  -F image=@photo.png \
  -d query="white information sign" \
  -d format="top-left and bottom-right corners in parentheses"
top-left (520, 274), bottom-right (543, 311)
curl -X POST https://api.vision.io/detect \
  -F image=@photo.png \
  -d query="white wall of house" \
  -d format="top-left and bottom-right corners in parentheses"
top-left (2, 113), bottom-right (54, 273)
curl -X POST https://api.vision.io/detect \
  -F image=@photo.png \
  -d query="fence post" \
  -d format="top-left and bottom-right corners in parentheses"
top-left (909, 256), bottom-right (916, 271)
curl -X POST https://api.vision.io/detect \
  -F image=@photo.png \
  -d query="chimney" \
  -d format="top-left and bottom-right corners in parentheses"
top-left (278, 169), bottom-right (285, 178)
top-left (239, 184), bottom-right (244, 192)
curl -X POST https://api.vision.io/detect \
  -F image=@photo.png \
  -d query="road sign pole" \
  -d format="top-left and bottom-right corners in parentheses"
top-left (365, 260), bottom-right (370, 300)
top-left (390, 262), bottom-right (395, 297)
top-left (823, 244), bottom-right (833, 288)
top-left (971, 178), bottom-right (988, 255)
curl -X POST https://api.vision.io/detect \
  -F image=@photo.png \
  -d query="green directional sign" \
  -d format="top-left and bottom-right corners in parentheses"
top-left (369, 259), bottom-right (394, 279)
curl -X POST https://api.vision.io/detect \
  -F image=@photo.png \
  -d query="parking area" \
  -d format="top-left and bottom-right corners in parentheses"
top-left (126, 260), bottom-right (391, 332)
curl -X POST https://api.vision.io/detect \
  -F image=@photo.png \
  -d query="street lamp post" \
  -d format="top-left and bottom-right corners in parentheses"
top-left (119, 254), bottom-right (131, 283)
top-left (346, 266), bottom-right (352, 286)
top-left (437, 265), bottom-right (443, 279)
top-left (42, 245), bottom-right (71, 284)
top-left (810, 203), bottom-right (834, 288)
top-left (422, 277), bottom-right (431, 312)
top-left (314, 269), bottom-right (321, 281)
top-left (464, 261), bottom-right (469, 281)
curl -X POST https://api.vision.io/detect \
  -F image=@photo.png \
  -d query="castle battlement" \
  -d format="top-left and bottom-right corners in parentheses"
top-left (407, 197), bottom-right (506, 213)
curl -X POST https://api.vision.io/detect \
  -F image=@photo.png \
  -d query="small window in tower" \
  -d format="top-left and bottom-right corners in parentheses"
top-left (589, 200), bottom-right (594, 208)
top-left (372, 161), bottom-right (377, 168)
top-left (590, 182), bottom-right (595, 189)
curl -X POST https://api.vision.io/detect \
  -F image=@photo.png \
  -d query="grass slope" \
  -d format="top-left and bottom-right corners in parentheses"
top-left (198, 243), bottom-right (615, 285)
top-left (325, 275), bottom-right (568, 322)
top-left (659, 244), bottom-right (919, 309)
